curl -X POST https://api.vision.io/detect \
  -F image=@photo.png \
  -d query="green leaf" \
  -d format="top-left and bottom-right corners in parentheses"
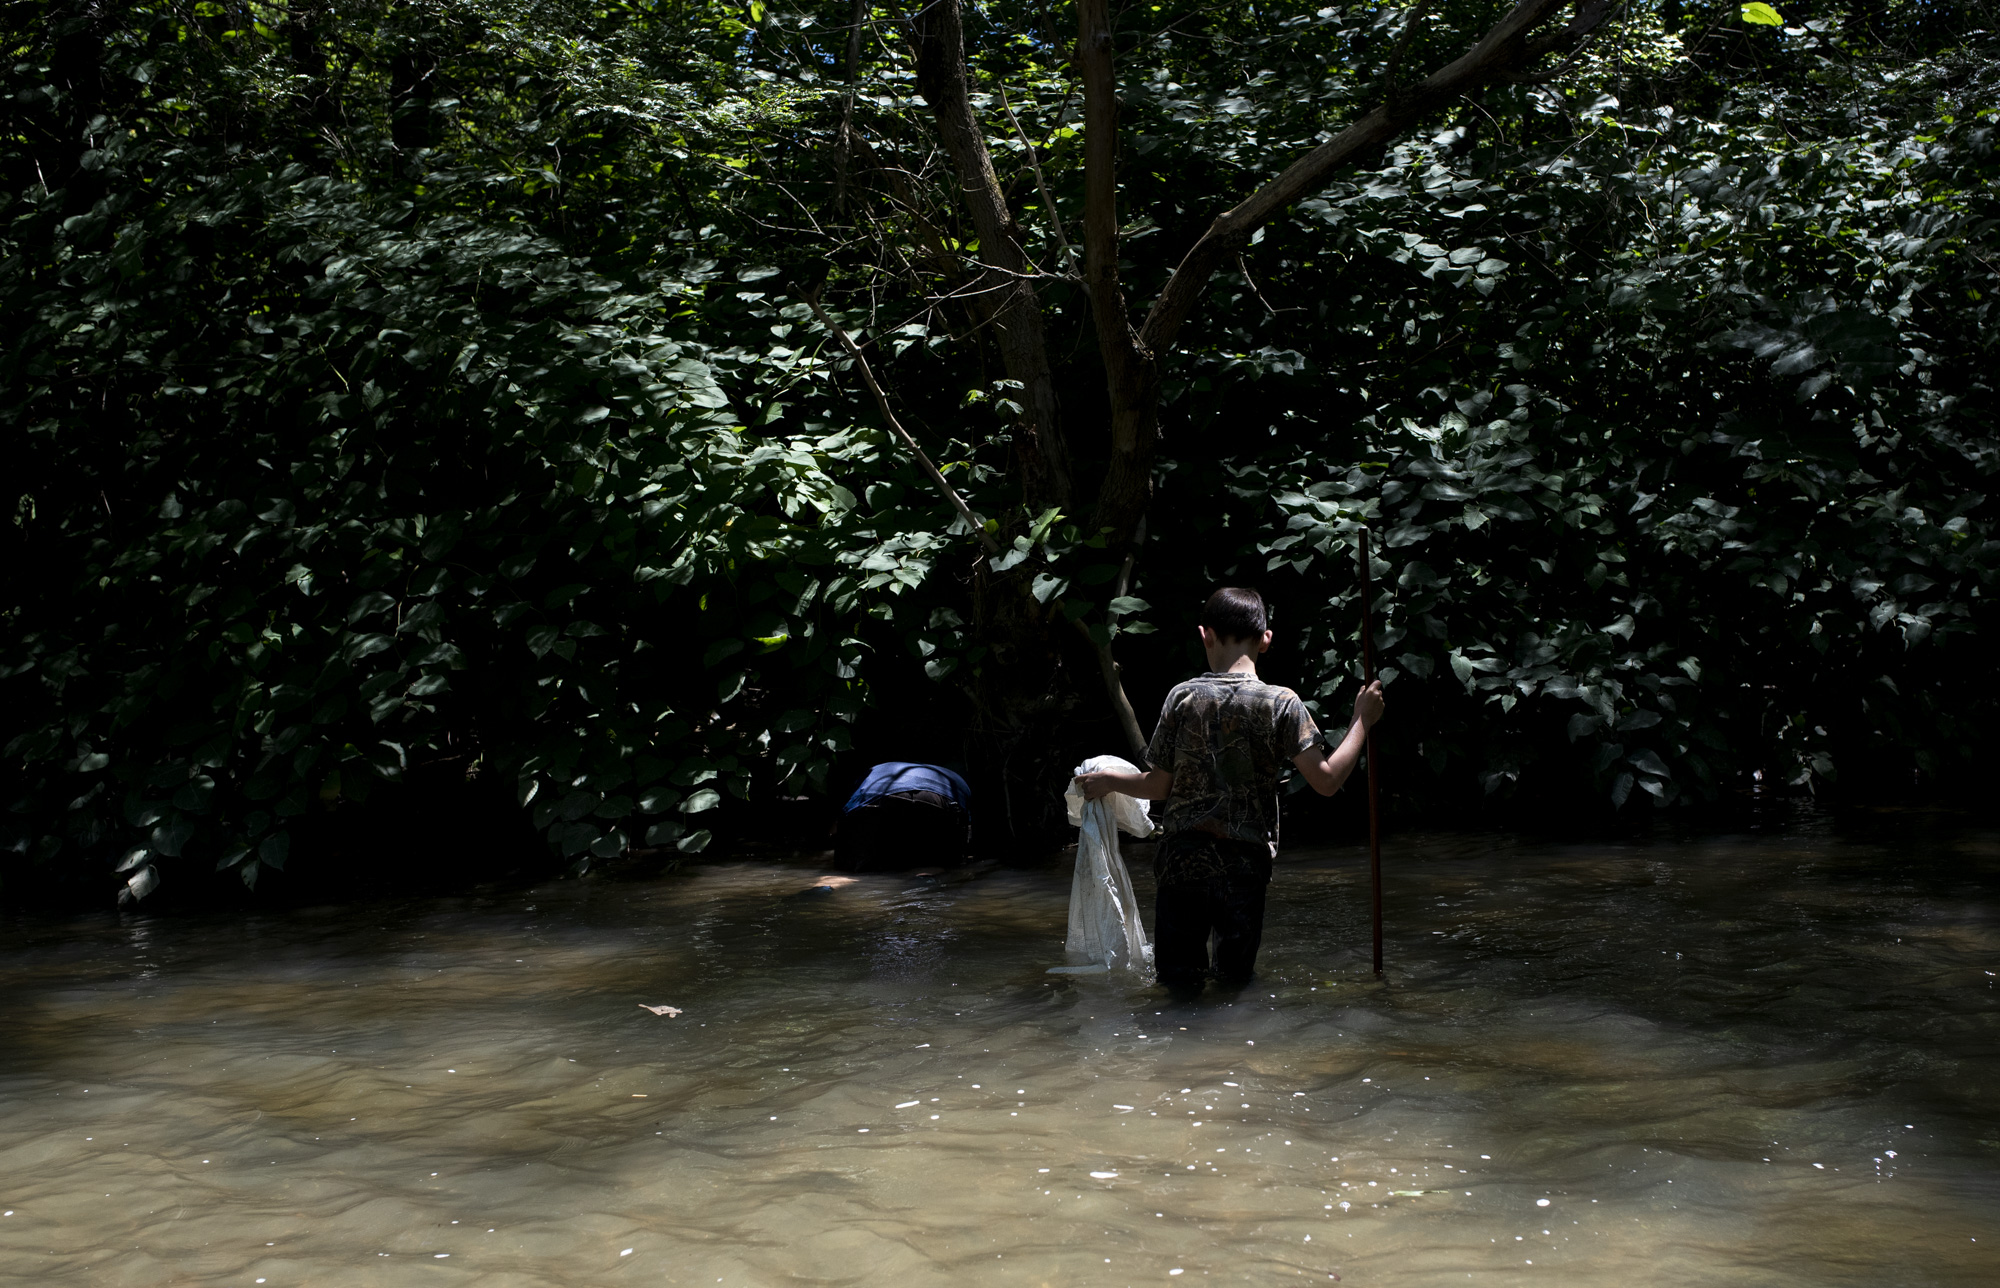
top-left (344, 633), bottom-right (395, 663)
top-left (1627, 750), bottom-right (1672, 779)
top-left (1740, 2), bottom-right (1783, 23)
top-left (680, 788), bottom-right (721, 814)
top-left (1610, 772), bottom-right (1635, 808)
top-left (151, 818), bottom-right (194, 857)
top-left (991, 537), bottom-right (1034, 573)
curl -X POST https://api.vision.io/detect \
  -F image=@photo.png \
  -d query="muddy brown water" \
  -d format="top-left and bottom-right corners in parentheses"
top-left (2, 827), bottom-right (1996, 1286)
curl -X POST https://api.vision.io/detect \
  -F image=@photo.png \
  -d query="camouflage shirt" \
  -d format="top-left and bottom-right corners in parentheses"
top-left (1143, 671), bottom-right (1325, 853)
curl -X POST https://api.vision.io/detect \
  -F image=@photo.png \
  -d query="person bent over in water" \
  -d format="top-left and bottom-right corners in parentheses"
top-left (1074, 587), bottom-right (1384, 992)
top-left (836, 762), bottom-right (972, 871)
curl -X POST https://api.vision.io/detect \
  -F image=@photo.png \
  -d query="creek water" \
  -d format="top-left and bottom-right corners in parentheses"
top-left (2, 824), bottom-right (1996, 1287)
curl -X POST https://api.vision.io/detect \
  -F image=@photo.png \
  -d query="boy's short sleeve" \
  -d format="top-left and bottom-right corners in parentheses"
top-left (1144, 689), bottom-right (1180, 774)
top-left (1274, 689), bottom-right (1324, 760)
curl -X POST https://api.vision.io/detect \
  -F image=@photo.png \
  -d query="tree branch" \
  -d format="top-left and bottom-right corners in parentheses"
top-left (1234, 251), bottom-right (1287, 316)
top-left (1000, 84), bottom-right (1079, 278)
top-left (804, 293), bottom-right (1002, 557)
top-left (1080, 613), bottom-right (1149, 762)
top-left (1083, 540), bottom-right (1149, 760)
top-left (907, 0), bottom-right (1073, 509)
top-left (1075, 0), bottom-right (1151, 458)
top-left (1138, 0), bottom-right (1619, 357)
top-left (833, 0), bottom-right (865, 211)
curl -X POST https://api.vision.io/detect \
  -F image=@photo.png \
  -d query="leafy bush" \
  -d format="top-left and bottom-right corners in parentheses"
top-left (0, 0), bottom-right (954, 899)
top-left (5, 0), bottom-right (1997, 906)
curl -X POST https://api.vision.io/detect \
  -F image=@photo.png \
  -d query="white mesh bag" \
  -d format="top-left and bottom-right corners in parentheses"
top-left (1050, 754), bottom-right (1155, 975)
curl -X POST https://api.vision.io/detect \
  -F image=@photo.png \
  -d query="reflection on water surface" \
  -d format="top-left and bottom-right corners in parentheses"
top-left (2, 827), bottom-right (1996, 1286)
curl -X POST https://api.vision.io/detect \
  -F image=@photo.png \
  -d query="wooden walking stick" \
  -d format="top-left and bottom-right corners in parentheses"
top-left (1358, 528), bottom-right (1384, 976)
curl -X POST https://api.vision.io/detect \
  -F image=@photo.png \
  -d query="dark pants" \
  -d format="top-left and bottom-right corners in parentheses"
top-left (1152, 832), bottom-right (1271, 990)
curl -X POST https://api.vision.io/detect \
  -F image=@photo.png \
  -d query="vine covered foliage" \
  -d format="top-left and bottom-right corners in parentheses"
top-left (3, 0), bottom-right (1996, 904)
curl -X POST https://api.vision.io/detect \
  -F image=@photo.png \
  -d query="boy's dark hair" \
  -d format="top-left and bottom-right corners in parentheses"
top-left (1201, 587), bottom-right (1268, 642)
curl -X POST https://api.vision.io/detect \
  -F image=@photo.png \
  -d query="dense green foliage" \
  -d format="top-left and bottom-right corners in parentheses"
top-left (1246, 13), bottom-right (2000, 808)
top-left (1, 0), bottom-right (928, 896)
top-left (4, 0), bottom-right (1995, 904)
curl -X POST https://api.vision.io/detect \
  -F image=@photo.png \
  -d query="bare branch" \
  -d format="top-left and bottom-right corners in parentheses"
top-left (1082, 541), bottom-right (1149, 759)
top-left (1000, 84), bottom-right (1079, 278)
top-left (1233, 251), bottom-right (1289, 316)
top-left (1077, 613), bottom-right (1149, 761)
top-left (803, 293), bottom-right (1002, 557)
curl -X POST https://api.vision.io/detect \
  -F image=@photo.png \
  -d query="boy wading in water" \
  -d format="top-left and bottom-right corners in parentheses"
top-left (1076, 588), bottom-right (1385, 993)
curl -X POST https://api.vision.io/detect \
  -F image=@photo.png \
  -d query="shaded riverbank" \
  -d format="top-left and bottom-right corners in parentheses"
top-left (2, 824), bottom-right (1996, 1285)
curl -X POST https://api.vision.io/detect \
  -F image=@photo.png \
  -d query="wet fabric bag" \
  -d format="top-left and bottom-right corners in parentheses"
top-left (1050, 755), bottom-right (1155, 975)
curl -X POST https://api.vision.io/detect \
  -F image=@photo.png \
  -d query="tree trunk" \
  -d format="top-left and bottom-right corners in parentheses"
top-left (1075, 0), bottom-right (1160, 551)
top-left (909, 0), bottom-right (1071, 513)
top-left (902, 0), bottom-right (1099, 842)
top-left (897, 0), bottom-right (1622, 829)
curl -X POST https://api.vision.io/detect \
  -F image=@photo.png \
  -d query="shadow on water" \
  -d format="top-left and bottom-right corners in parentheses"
top-left (0, 823), bottom-right (1996, 1286)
